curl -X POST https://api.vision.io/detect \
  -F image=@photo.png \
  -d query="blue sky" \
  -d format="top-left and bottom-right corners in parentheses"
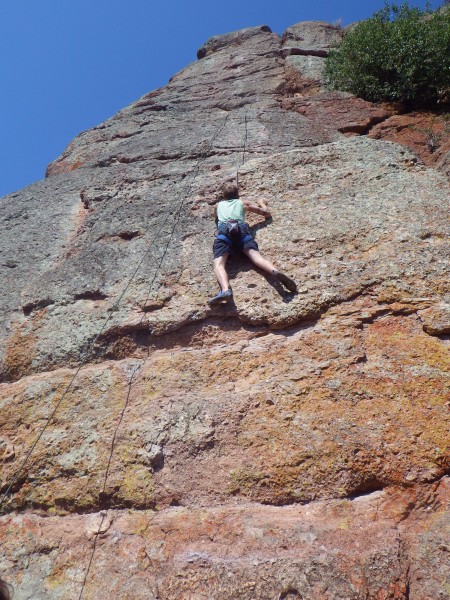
top-left (0, 0), bottom-right (442, 197)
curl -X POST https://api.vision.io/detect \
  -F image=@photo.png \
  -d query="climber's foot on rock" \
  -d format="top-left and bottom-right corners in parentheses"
top-left (273, 271), bottom-right (297, 292)
top-left (208, 289), bottom-right (233, 305)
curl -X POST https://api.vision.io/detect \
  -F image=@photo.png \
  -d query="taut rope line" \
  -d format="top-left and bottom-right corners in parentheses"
top-left (0, 113), bottom-right (230, 513)
top-left (236, 110), bottom-right (248, 188)
top-left (77, 113), bottom-right (231, 598)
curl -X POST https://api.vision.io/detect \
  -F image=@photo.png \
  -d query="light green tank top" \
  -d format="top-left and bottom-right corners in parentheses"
top-left (217, 198), bottom-right (245, 225)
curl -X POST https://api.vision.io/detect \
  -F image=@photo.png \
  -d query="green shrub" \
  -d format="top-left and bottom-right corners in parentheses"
top-left (324, 3), bottom-right (450, 107)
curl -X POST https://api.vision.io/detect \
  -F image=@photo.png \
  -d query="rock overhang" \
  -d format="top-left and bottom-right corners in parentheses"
top-left (196, 24), bottom-right (274, 59)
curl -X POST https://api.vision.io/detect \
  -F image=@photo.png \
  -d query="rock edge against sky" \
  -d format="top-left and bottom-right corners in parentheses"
top-left (0, 21), bottom-right (449, 600)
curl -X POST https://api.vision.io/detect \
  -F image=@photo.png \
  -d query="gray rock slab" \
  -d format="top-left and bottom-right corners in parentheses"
top-left (281, 21), bottom-right (343, 52)
top-left (197, 25), bottom-right (273, 58)
top-left (285, 54), bottom-right (326, 83)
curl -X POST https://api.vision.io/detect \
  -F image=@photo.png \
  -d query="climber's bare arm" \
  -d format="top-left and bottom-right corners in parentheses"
top-left (256, 198), bottom-right (269, 213)
top-left (242, 199), bottom-right (272, 219)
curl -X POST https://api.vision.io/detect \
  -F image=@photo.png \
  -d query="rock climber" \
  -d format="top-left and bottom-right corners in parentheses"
top-left (208, 182), bottom-right (297, 305)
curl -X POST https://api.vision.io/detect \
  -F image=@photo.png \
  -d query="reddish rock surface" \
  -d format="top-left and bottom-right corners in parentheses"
top-left (0, 20), bottom-right (449, 600)
top-left (369, 111), bottom-right (450, 173)
top-left (282, 91), bottom-right (392, 134)
top-left (0, 480), bottom-right (448, 599)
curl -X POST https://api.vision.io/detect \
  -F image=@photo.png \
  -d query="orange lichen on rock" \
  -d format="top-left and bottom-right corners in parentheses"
top-left (368, 111), bottom-right (450, 171)
top-left (3, 313), bottom-right (43, 382)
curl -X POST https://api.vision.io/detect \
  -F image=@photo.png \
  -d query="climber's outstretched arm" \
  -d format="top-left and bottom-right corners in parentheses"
top-left (242, 199), bottom-right (272, 219)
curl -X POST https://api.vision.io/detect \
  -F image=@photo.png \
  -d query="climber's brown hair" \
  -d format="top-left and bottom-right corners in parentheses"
top-left (0, 579), bottom-right (12, 600)
top-left (221, 182), bottom-right (239, 200)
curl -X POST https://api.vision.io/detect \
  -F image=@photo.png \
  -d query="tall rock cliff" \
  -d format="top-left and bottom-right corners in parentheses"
top-left (0, 22), bottom-right (449, 600)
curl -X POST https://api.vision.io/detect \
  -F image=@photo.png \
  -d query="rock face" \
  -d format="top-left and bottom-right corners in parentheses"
top-left (0, 21), bottom-right (449, 600)
top-left (368, 111), bottom-right (450, 175)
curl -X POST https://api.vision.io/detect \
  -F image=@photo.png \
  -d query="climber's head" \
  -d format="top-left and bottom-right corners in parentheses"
top-left (221, 182), bottom-right (239, 200)
top-left (0, 580), bottom-right (12, 600)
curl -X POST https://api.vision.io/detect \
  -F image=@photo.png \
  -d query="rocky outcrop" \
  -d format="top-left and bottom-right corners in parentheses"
top-left (281, 20), bottom-right (343, 53)
top-left (2, 480), bottom-right (448, 599)
top-left (0, 21), bottom-right (449, 600)
top-left (369, 111), bottom-right (450, 175)
top-left (280, 21), bottom-right (341, 95)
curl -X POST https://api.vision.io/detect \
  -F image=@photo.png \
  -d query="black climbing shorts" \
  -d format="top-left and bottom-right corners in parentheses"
top-left (213, 222), bottom-right (259, 259)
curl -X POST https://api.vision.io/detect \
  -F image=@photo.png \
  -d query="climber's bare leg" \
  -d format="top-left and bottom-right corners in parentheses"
top-left (243, 248), bottom-right (276, 275)
top-left (213, 254), bottom-right (230, 291)
top-left (243, 248), bottom-right (297, 292)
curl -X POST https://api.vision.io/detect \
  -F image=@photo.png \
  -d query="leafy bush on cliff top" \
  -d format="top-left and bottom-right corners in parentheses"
top-left (324, 3), bottom-right (450, 107)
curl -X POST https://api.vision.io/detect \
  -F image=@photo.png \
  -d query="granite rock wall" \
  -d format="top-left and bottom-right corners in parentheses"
top-left (0, 22), bottom-right (449, 600)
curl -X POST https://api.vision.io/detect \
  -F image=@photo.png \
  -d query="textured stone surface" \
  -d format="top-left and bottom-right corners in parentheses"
top-left (281, 21), bottom-right (343, 52)
top-left (283, 55), bottom-right (326, 94)
top-left (369, 111), bottom-right (450, 174)
top-left (2, 136), bottom-right (448, 383)
top-left (0, 481), bottom-right (448, 599)
top-left (0, 293), bottom-right (448, 516)
top-left (197, 24), bottom-right (273, 59)
top-left (419, 301), bottom-right (450, 335)
top-left (0, 19), bottom-right (449, 600)
top-left (282, 92), bottom-right (391, 132)
top-left (280, 21), bottom-right (343, 91)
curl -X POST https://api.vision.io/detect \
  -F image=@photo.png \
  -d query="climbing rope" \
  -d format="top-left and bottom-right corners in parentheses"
top-left (75, 114), bottom-right (232, 598)
top-left (0, 210), bottom-right (180, 509)
top-left (77, 362), bottom-right (141, 600)
top-left (0, 113), bottom-right (230, 513)
top-left (236, 110), bottom-right (248, 188)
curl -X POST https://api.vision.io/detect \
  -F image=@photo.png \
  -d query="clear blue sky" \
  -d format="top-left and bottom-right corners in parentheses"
top-left (0, 0), bottom-right (442, 198)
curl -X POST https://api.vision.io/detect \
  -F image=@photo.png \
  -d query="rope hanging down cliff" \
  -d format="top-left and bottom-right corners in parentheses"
top-left (0, 113), bottom-right (231, 513)
top-left (236, 110), bottom-right (248, 188)
top-left (77, 111), bottom-right (250, 599)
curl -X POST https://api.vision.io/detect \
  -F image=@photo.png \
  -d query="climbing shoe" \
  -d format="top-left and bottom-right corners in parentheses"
top-left (273, 270), bottom-right (297, 292)
top-left (208, 289), bottom-right (233, 305)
